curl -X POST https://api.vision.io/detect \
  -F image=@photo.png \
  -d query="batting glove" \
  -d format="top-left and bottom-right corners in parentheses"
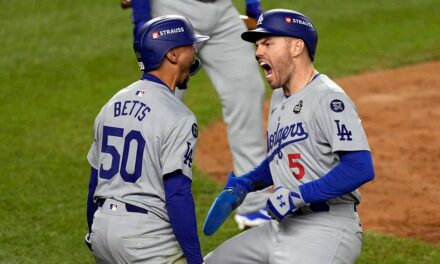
top-left (203, 172), bottom-right (249, 236)
top-left (84, 232), bottom-right (92, 251)
top-left (246, 0), bottom-right (263, 20)
top-left (266, 186), bottom-right (305, 222)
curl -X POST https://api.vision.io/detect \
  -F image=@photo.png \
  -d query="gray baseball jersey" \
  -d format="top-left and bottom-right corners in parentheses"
top-left (205, 73), bottom-right (368, 263)
top-left (267, 73), bottom-right (370, 204)
top-left (87, 79), bottom-right (198, 221)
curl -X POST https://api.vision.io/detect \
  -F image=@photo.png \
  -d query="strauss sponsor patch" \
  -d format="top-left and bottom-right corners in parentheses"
top-left (152, 27), bottom-right (185, 39)
top-left (284, 16), bottom-right (314, 29)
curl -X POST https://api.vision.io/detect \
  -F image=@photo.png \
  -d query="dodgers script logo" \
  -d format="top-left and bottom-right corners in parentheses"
top-left (267, 122), bottom-right (308, 161)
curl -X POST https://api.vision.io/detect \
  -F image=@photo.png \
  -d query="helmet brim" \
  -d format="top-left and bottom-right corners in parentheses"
top-left (241, 28), bottom-right (277, 43)
top-left (193, 34), bottom-right (210, 44)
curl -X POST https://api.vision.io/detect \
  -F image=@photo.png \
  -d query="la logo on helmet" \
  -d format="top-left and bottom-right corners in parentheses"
top-left (257, 14), bottom-right (264, 25)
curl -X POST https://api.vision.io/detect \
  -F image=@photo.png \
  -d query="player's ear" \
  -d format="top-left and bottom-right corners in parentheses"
top-left (290, 38), bottom-right (305, 58)
top-left (165, 49), bottom-right (178, 64)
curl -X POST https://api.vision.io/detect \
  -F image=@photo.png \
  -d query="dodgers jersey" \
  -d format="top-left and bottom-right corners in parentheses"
top-left (267, 73), bottom-right (370, 204)
top-left (87, 78), bottom-right (198, 221)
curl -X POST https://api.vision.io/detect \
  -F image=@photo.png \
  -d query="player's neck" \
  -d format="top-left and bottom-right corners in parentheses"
top-left (148, 70), bottom-right (177, 93)
top-left (285, 63), bottom-right (315, 96)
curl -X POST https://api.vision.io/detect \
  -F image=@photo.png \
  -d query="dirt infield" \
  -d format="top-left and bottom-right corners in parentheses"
top-left (195, 61), bottom-right (440, 245)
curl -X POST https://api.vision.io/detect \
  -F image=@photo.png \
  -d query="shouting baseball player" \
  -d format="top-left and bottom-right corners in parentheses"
top-left (85, 15), bottom-right (208, 263)
top-left (203, 9), bottom-right (375, 264)
top-left (123, 0), bottom-right (271, 229)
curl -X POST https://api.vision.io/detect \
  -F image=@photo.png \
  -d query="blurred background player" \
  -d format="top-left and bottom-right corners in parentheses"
top-left (85, 15), bottom-right (208, 263)
top-left (203, 9), bottom-right (375, 263)
top-left (122, 0), bottom-right (271, 229)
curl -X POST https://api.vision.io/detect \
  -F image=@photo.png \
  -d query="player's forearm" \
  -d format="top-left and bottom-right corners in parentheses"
top-left (164, 172), bottom-right (203, 264)
top-left (86, 167), bottom-right (98, 232)
top-left (245, 0), bottom-right (263, 19)
top-left (300, 150), bottom-right (375, 203)
top-left (168, 195), bottom-right (203, 264)
top-left (131, 0), bottom-right (151, 34)
top-left (230, 157), bottom-right (273, 192)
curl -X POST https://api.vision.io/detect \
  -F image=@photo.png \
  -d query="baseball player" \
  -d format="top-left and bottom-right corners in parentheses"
top-left (124, 0), bottom-right (271, 229)
top-left (203, 9), bottom-right (375, 263)
top-left (85, 15), bottom-right (209, 263)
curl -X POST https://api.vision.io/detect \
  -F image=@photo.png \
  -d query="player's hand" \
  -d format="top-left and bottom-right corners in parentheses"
top-left (203, 187), bottom-right (245, 236)
top-left (203, 172), bottom-right (249, 236)
top-left (120, 0), bottom-right (132, 9)
top-left (246, 0), bottom-right (263, 20)
top-left (84, 232), bottom-right (92, 251)
top-left (266, 186), bottom-right (305, 222)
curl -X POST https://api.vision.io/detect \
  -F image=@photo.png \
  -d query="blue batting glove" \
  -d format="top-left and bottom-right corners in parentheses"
top-left (246, 0), bottom-right (263, 19)
top-left (266, 186), bottom-right (305, 221)
top-left (203, 172), bottom-right (249, 236)
top-left (224, 171), bottom-right (252, 191)
top-left (203, 188), bottom-right (244, 236)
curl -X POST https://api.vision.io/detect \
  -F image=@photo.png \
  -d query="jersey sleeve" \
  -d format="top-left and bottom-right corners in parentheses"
top-left (161, 115), bottom-right (198, 179)
top-left (314, 92), bottom-right (370, 153)
top-left (87, 116), bottom-right (101, 169)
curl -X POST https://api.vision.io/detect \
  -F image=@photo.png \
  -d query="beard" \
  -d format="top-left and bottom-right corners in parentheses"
top-left (269, 55), bottom-right (294, 89)
top-left (176, 59), bottom-right (191, 90)
top-left (176, 73), bottom-right (190, 90)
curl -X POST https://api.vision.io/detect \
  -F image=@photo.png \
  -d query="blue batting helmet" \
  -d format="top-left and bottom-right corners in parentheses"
top-left (241, 9), bottom-right (318, 61)
top-left (134, 15), bottom-right (209, 72)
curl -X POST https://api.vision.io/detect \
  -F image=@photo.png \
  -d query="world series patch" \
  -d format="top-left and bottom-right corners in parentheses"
top-left (330, 99), bottom-right (345, 112)
top-left (293, 100), bottom-right (303, 114)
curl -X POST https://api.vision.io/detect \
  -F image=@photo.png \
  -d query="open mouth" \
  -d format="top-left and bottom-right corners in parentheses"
top-left (259, 61), bottom-right (273, 78)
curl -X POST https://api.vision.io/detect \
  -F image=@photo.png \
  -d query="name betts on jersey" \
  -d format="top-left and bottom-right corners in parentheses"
top-left (113, 98), bottom-right (151, 122)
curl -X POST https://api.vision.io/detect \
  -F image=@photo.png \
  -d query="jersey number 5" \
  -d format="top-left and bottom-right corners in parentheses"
top-left (288, 153), bottom-right (305, 180)
top-left (99, 125), bottom-right (145, 183)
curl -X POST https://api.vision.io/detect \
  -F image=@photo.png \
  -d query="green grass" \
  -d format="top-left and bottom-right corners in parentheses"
top-left (358, 232), bottom-right (440, 264)
top-left (0, 0), bottom-right (439, 263)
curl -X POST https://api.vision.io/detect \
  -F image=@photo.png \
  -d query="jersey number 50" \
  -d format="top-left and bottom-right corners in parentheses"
top-left (99, 125), bottom-right (145, 183)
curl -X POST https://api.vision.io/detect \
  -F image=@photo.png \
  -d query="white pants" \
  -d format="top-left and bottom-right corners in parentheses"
top-left (151, 0), bottom-right (269, 214)
top-left (205, 204), bottom-right (363, 264)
